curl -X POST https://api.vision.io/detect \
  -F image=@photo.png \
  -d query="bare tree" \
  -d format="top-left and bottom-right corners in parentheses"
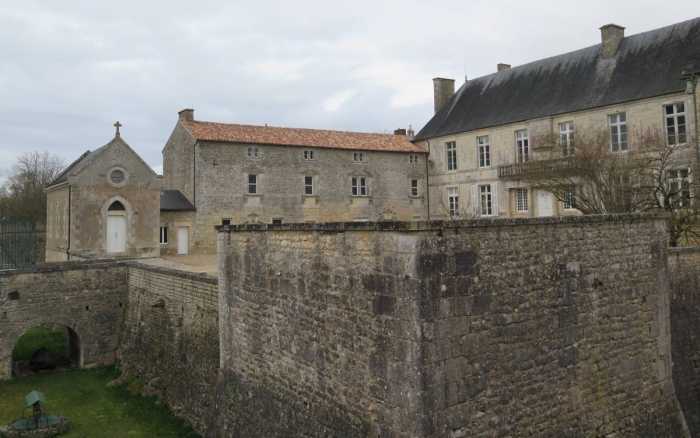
top-left (519, 128), bottom-right (698, 246)
top-left (0, 151), bottom-right (65, 224)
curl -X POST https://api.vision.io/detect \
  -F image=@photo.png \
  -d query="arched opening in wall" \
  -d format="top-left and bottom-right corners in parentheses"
top-left (107, 200), bottom-right (128, 254)
top-left (11, 325), bottom-right (81, 377)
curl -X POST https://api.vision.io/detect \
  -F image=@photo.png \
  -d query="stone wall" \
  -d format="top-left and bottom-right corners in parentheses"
top-left (0, 261), bottom-right (127, 380)
top-left (217, 215), bottom-right (688, 437)
top-left (669, 246), bottom-right (700, 437)
top-left (118, 262), bottom-right (219, 434)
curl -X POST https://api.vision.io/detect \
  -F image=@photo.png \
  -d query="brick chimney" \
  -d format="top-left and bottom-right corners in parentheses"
top-left (394, 128), bottom-right (407, 136)
top-left (497, 63), bottom-right (511, 72)
top-left (178, 108), bottom-right (194, 122)
top-left (600, 24), bottom-right (625, 58)
top-left (433, 77), bottom-right (455, 114)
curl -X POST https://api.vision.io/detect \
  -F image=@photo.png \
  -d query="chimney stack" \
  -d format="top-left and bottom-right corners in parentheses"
top-left (600, 24), bottom-right (625, 58)
top-left (178, 108), bottom-right (195, 122)
top-left (433, 77), bottom-right (455, 114)
top-left (394, 128), bottom-right (407, 136)
top-left (497, 63), bottom-right (511, 72)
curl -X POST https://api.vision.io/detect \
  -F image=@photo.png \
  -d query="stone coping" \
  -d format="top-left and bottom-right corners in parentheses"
top-left (216, 213), bottom-right (669, 233)
top-left (668, 246), bottom-right (700, 254)
top-left (125, 261), bottom-right (218, 284)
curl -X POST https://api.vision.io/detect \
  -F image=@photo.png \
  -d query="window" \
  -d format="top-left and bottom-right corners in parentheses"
top-left (247, 146), bottom-right (259, 159)
top-left (515, 130), bottom-right (529, 163)
top-left (563, 188), bottom-right (576, 210)
top-left (668, 169), bottom-right (691, 208)
top-left (353, 152), bottom-right (366, 162)
top-left (477, 136), bottom-right (491, 168)
top-left (304, 175), bottom-right (314, 195)
top-left (303, 150), bottom-right (315, 160)
top-left (351, 176), bottom-right (368, 196)
top-left (479, 184), bottom-right (493, 216)
top-left (447, 187), bottom-right (459, 217)
top-left (665, 103), bottom-right (687, 146)
top-left (247, 174), bottom-right (257, 194)
top-left (559, 122), bottom-right (575, 156)
top-left (410, 179), bottom-right (419, 197)
top-left (159, 226), bottom-right (168, 244)
top-left (446, 142), bottom-right (457, 171)
top-left (608, 112), bottom-right (628, 152)
top-left (409, 154), bottom-right (419, 164)
top-left (272, 218), bottom-right (283, 225)
top-left (515, 188), bottom-right (528, 212)
top-left (221, 218), bottom-right (231, 226)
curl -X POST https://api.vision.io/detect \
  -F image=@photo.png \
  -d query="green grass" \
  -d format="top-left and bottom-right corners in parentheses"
top-left (0, 367), bottom-right (200, 438)
top-left (12, 326), bottom-right (68, 361)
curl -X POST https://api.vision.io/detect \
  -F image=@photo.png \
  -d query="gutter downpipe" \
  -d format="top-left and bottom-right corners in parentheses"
top-left (425, 140), bottom-right (431, 221)
top-left (67, 185), bottom-right (71, 261)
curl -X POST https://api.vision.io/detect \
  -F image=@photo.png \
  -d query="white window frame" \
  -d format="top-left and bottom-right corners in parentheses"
top-left (665, 103), bottom-right (687, 146)
top-left (668, 168), bottom-right (691, 208)
top-left (410, 179), bottom-right (419, 197)
top-left (159, 226), bottom-right (168, 245)
top-left (447, 186), bottom-right (459, 217)
top-left (515, 188), bottom-right (528, 213)
top-left (351, 176), bottom-right (368, 196)
top-left (247, 146), bottom-right (259, 159)
top-left (479, 184), bottom-right (494, 216)
top-left (608, 112), bottom-right (628, 152)
top-left (304, 175), bottom-right (314, 195)
top-left (353, 152), bottom-right (366, 163)
top-left (515, 130), bottom-right (529, 163)
top-left (477, 135), bottom-right (491, 168)
top-left (303, 150), bottom-right (315, 160)
top-left (559, 121), bottom-right (575, 156)
top-left (563, 188), bottom-right (576, 210)
top-left (446, 141), bottom-right (457, 171)
top-left (248, 174), bottom-right (257, 194)
top-left (409, 154), bottom-right (419, 165)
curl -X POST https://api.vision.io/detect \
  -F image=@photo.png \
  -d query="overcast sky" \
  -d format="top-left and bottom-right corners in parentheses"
top-left (1, 1), bottom-right (698, 180)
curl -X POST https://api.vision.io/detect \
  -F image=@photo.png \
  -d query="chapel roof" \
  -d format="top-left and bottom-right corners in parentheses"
top-left (181, 120), bottom-right (426, 153)
top-left (415, 17), bottom-right (700, 141)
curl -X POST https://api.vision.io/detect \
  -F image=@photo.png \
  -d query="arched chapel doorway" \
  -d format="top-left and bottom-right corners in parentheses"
top-left (107, 200), bottom-right (127, 254)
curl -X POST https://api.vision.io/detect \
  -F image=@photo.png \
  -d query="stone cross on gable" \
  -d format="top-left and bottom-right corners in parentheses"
top-left (114, 121), bottom-right (122, 137)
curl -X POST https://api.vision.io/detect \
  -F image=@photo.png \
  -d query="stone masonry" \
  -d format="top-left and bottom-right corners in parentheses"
top-left (217, 215), bottom-right (688, 437)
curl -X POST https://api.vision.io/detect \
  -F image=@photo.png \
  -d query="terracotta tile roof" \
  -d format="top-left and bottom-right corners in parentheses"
top-left (181, 120), bottom-right (426, 153)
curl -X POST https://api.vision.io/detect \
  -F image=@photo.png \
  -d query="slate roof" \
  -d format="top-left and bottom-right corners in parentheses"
top-left (181, 120), bottom-right (426, 153)
top-left (48, 150), bottom-right (92, 186)
top-left (160, 190), bottom-right (195, 211)
top-left (415, 17), bottom-right (700, 141)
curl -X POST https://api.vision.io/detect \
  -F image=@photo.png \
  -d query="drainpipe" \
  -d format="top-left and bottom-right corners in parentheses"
top-left (67, 185), bottom-right (71, 261)
top-left (425, 140), bottom-right (431, 221)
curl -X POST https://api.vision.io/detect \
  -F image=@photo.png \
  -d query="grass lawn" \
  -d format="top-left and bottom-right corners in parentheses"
top-left (0, 367), bottom-right (200, 438)
top-left (12, 326), bottom-right (68, 361)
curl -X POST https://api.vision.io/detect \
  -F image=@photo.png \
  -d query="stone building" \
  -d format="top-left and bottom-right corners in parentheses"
top-left (45, 125), bottom-right (161, 261)
top-left (160, 109), bottom-right (428, 254)
top-left (415, 18), bottom-right (700, 219)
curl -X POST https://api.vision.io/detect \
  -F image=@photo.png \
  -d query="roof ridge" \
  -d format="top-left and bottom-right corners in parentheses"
top-left (186, 120), bottom-right (397, 137)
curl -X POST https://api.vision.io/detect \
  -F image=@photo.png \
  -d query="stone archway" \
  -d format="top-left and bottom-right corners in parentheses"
top-left (10, 324), bottom-right (82, 377)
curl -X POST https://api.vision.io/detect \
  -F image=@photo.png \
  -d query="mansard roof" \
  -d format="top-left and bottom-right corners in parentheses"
top-left (415, 17), bottom-right (700, 141)
top-left (181, 120), bottom-right (426, 153)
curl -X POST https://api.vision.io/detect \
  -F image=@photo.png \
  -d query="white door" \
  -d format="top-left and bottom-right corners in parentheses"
top-left (107, 216), bottom-right (127, 253)
top-left (177, 227), bottom-right (189, 255)
top-left (536, 190), bottom-right (554, 217)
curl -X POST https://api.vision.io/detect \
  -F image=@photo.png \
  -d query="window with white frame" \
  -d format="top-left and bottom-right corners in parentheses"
top-left (559, 122), bottom-right (575, 156)
top-left (479, 184), bottom-right (493, 216)
top-left (608, 112), bottom-right (628, 152)
top-left (159, 226), bottom-right (168, 244)
top-left (515, 130), bottom-right (529, 163)
top-left (247, 174), bottom-right (257, 194)
top-left (304, 175), bottom-right (314, 195)
top-left (221, 218), bottom-right (232, 226)
top-left (477, 136), bottom-right (491, 168)
top-left (668, 168), bottom-right (691, 208)
top-left (665, 103), bottom-right (687, 146)
top-left (446, 141), bottom-right (457, 171)
top-left (409, 154), bottom-right (419, 164)
top-left (447, 187), bottom-right (459, 217)
top-left (410, 179), bottom-right (419, 197)
top-left (515, 188), bottom-right (528, 213)
top-left (563, 188), bottom-right (576, 210)
top-left (351, 176), bottom-right (368, 196)
top-left (303, 150), bottom-right (315, 160)
top-left (247, 146), bottom-right (259, 159)
top-left (353, 152), bottom-right (366, 162)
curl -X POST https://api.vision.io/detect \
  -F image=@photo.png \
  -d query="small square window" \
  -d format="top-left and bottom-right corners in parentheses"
top-left (247, 146), bottom-right (259, 159)
top-left (272, 218), bottom-right (283, 225)
top-left (222, 218), bottom-right (231, 226)
top-left (303, 150), bottom-right (315, 160)
top-left (353, 152), bottom-right (366, 162)
top-left (409, 154), bottom-right (419, 164)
